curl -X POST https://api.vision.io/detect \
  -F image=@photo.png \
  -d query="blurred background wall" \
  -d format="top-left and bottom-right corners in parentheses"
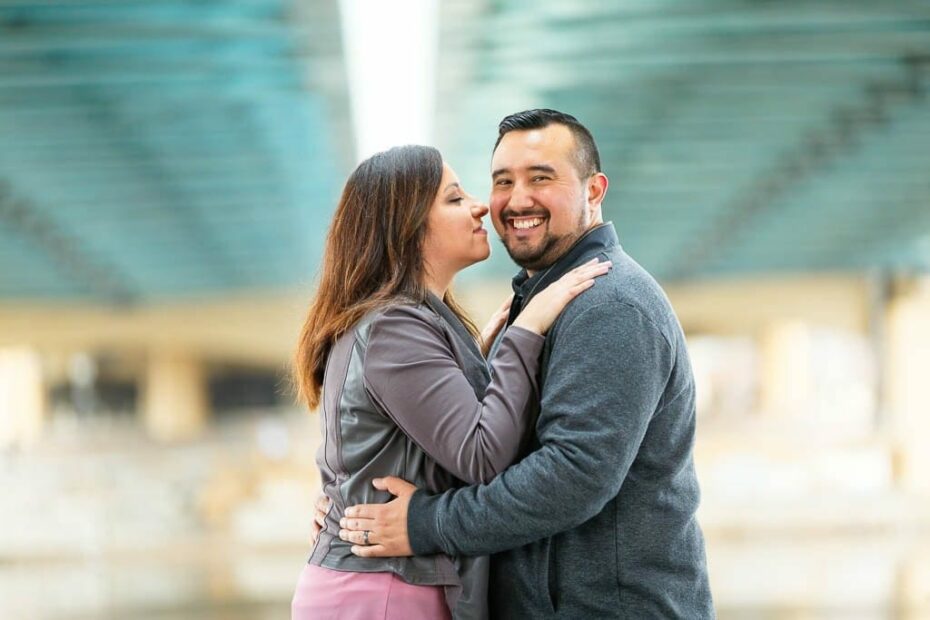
top-left (1, 1), bottom-right (929, 618)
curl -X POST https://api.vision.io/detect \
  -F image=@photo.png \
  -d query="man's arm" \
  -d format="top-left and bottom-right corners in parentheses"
top-left (406, 301), bottom-right (673, 556)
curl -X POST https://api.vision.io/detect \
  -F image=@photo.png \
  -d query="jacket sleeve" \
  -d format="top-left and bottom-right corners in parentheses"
top-left (363, 305), bottom-right (544, 485)
top-left (407, 301), bottom-right (673, 556)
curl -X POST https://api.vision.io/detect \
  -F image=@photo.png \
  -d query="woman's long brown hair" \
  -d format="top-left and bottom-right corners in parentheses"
top-left (293, 145), bottom-right (479, 410)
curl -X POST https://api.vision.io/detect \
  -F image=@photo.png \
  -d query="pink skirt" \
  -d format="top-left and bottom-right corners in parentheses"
top-left (291, 563), bottom-right (452, 620)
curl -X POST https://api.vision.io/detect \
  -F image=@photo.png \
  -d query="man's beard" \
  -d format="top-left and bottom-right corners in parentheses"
top-left (500, 206), bottom-right (589, 271)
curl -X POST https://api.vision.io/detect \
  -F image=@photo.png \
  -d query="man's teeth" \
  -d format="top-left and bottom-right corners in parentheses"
top-left (513, 218), bottom-right (543, 230)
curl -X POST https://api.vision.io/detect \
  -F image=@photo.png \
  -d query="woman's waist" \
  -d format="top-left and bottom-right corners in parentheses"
top-left (320, 454), bottom-right (458, 519)
top-left (310, 538), bottom-right (461, 586)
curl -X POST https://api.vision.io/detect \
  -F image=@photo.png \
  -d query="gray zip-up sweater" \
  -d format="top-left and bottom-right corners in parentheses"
top-left (408, 223), bottom-right (715, 618)
top-left (309, 294), bottom-right (544, 618)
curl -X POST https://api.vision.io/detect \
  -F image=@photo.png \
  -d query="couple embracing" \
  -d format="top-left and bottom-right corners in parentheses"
top-left (291, 109), bottom-right (714, 619)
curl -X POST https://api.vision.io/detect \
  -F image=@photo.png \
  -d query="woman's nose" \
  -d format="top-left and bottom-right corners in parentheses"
top-left (471, 202), bottom-right (489, 218)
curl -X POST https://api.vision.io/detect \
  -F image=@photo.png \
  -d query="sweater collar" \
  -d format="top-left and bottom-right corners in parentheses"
top-left (510, 222), bottom-right (620, 301)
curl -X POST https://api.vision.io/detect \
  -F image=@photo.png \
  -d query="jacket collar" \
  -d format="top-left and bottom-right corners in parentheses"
top-left (425, 292), bottom-right (485, 360)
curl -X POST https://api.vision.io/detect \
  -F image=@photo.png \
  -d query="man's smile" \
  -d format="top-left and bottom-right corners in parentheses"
top-left (506, 215), bottom-right (548, 234)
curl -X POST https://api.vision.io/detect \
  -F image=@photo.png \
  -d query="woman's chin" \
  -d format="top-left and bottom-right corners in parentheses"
top-left (459, 248), bottom-right (491, 272)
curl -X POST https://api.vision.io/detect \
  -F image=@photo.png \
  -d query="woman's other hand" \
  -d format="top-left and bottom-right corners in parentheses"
top-left (512, 258), bottom-right (611, 335)
top-left (480, 295), bottom-right (513, 356)
top-left (308, 492), bottom-right (332, 545)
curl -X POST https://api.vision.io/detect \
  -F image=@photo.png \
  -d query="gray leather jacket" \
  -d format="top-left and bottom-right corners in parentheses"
top-left (308, 294), bottom-right (543, 619)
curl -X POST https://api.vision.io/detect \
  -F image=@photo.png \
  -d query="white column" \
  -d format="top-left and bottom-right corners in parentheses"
top-left (142, 352), bottom-right (208, 441)
top-left (886, 279), bottom-right (930, 494)
top-left (0, 347), bottom-right (46, 448)
top-left (757, 321), bottom-right (812, 419)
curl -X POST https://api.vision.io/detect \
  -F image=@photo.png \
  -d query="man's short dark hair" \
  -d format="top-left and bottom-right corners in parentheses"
top-left (494, 109), bottom-right (601, 179)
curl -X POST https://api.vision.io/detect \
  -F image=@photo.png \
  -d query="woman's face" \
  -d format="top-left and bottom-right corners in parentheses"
top-left (422, 162), bottom-right (491, 278)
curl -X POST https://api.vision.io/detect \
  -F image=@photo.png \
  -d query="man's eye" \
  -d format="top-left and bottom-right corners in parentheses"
top-left (532, 176), bottom-right (550, 182)
top-left (495, 179), bottom-right (512, 186)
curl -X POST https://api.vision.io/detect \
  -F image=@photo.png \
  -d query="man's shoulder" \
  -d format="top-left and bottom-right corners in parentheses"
top-left (554, 249), bottom-right (680, 341)
top-left (568, 249), bottom-right (672, 315)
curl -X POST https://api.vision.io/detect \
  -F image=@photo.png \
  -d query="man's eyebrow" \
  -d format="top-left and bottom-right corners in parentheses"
top-left (491, 164), bottom-right (556, 178)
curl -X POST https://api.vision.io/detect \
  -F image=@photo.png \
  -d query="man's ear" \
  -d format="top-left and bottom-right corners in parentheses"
top-left (586, 172), bottom-right (609, 216)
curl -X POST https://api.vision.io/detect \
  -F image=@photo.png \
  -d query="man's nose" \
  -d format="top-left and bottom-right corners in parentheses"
top-left (508, 182), bottom-right (533, 209)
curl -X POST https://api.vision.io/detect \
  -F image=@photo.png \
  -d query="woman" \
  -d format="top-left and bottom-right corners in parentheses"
top-left (291, 145), bottom-right (609, 619)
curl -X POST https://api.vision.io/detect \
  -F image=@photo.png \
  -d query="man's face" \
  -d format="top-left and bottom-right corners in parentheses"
top-left (489, 124), bottom-right (596, 272)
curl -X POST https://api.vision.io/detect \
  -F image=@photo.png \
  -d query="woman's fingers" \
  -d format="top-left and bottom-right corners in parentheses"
top-left (309, 493), bottom-right (331, 544)
top-left (339, 517), bottom-right (375, 530)
top-left (481, 295), bottom-right (515, 354)
top-left (581, 259), bottom-right (611, 274)
top-left (563, 260), bottom-right (611, 287)
top-left (552, 261), bottom-right (609, 301)
top-left (314, 495), bottom-right (330, 526)
top-left (338, 514), bottom-right (376, 543)
top-left (351, 544), bottom-right (389, 558)
top-left (569, 258), bottom-right (609, 276)
top-left (339, 528), bottom-right (376, 545)
top-left (570, 279), bottom-right (597, 295)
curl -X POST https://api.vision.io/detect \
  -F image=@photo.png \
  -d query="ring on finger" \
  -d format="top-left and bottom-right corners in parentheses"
top-left (363, 530), bottom-right (370, 545)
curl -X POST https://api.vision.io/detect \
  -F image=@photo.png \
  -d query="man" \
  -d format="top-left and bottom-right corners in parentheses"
top-left (335, 109), bottom-right (714, 618)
